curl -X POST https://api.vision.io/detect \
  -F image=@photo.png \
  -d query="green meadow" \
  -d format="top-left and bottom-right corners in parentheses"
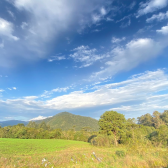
top-left (0, 138), bottom-right (87, 156)
top-left (0, 138), bottom-right (168, 168)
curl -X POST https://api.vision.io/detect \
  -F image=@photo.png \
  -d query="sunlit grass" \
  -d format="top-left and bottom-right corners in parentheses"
top-left (0, 138), bottom-right (88, 156)
top-left (0, 138), bottom-right (168, 168)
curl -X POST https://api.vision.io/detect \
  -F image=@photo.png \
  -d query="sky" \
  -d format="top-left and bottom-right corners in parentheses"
top-left (0, 0), bottom-right (168, 121)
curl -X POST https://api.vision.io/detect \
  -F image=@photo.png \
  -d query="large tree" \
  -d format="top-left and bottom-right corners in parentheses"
top-left (98, 111), bottom-right (126, 146)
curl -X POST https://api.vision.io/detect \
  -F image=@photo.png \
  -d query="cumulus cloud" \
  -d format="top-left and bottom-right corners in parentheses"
top-left (1, 69), bottom-right (168, 120)
top-left (0, 17), bottom-right (19, 41)
top-left (146, 11), bottom-right (168, 22)
top-left (90, 38), bottom-right (164, 81)
top-left (70, 45), bottom-right (109, 68)
top-left (156, 24), bottom-right (168, 34)
top-left (137, 0), bottom-right (168, 17)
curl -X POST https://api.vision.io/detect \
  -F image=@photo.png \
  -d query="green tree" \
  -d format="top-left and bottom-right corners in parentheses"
top-left (38, 121), bottom-right (50, 130)
top-left (137, 113), bottom-right (154, 127)
top-left (160, 110), bottom-right (168, 125)
top-left (26, 121), bottom-right (37, 128)
top-left (127, 118), bottom-right (137, 124)
top-left (98, 111), bottom-right (126, 146)
top-left (152, 111), bottom-right (164, 129)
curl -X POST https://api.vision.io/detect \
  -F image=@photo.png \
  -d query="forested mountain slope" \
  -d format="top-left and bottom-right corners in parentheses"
top-left (36, 112), bottom-right (99, 131)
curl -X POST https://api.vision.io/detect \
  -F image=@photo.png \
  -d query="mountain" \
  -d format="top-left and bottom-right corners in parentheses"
top-left (36, 112), bottom-right (99, 131)
top-left (0, 120), bottom-right (28, 127)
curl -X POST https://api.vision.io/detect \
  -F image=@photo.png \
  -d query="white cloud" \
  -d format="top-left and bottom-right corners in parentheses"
top-left (92, 7), bottom-right (109, 24)
top-left (100, 7), bottom-right (107, 16)
top-left (156, 24), bottom-right (168, 34)
top-left (116, 15), bottom-right (132, 28)
top-left (0, 17), bottom-right (19, 41)
top-left (106, 17), bottom-right (114, 22)
top-left (32, 70), bottom-right (168, 110)
top-left (48, 55), bottom-right (66, 62)
top-left (0, 89), bottom-right (4, 92)
top-left (23, 96), bottom-right (38, 100)
top-left (41, 87), bottom-right (70, 98)
top-left (0, 69), bottom-right (168, 119)
top-left (92, 14), bottom-right (102, 23)
top-left (29, 115), bottom-right (52, 121)
top-left (0, 0), bottom-right (111, 68)
top-left (146, 11), bottom-right (168, 22)
top-left (12, 0), bottom-right (108, 41)
top-left (52, 87), bottom-right (69, 92)
top-left (137, 25), bottom-right (153, 34)
top-left (70, 45), bottom-right (108, 68)
top-left (137, 0), bottom-right (168, 17)
top-left (112, 37), bottom-right (126, 43)
top-left (8, 87), bottom-right (17, 91)
top-left (90, 38), bottom-right (164, 81)
top-left (111, 94), bottom-right (168, 118)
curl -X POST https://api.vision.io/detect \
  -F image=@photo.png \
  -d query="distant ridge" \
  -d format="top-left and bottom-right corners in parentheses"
top-left (0, 120), bottom-right (28, 127)
top-left (36, 112), bottom-right (99, 131)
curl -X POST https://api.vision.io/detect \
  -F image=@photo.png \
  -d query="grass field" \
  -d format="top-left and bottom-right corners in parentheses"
top-left (0, 138), bottom-right (168, 168)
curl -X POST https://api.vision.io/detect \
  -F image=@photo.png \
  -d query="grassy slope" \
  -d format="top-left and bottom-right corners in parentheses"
top-left (0, 138), bottom-right (168, 168)
top-left (36, 112), bottom-right (99, 131)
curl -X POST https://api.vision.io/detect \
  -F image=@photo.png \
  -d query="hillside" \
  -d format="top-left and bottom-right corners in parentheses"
top-left (0, 120), bottom-right (28, 127)
top-left (36, 112), bottom-right (99, 131)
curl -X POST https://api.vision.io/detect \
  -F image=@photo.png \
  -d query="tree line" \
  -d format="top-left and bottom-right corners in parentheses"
top-left (0, 110), bottom-right (168, 147)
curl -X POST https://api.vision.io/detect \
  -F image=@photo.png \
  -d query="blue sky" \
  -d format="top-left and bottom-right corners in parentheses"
top-left (0, 0), bottom-right (168, 121)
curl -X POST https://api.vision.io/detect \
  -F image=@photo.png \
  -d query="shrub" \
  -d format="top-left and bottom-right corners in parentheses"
top-left (91, 134), bottom-right (116, 147)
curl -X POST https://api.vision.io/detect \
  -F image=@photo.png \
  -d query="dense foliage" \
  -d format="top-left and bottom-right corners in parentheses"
top-left (36, 112), bottom-right (99, 131)
top-left (92, 110), bottom-right (168, 147)
top-left (0, 110), bottom-right (168, 147)
top-left (0, 122), bottom-right (97, 142)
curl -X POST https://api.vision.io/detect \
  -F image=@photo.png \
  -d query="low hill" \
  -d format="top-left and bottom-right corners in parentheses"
top-left (0, 120), bottom-right (28, 127)
top-left (36, 112), bottom-right (99, 131)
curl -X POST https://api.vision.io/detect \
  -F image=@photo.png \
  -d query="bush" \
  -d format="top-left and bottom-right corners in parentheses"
top-left (91, 135), bottom-right (116, 147)
top-left (88, 135), bottom-right (97, 143)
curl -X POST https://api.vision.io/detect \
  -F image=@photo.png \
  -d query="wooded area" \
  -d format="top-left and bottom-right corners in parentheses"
top-left (0, 110), bottom-right (168, 147)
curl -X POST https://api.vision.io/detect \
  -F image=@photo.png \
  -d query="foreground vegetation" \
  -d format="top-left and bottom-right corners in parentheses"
top-left (0, 138), bottom-right (168, 168)
top-left (0, 110), bottom-right (168, 167)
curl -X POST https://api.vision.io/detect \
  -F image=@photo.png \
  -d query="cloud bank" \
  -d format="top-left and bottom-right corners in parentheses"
top-left (1, 69), bottom-right (168, 120)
